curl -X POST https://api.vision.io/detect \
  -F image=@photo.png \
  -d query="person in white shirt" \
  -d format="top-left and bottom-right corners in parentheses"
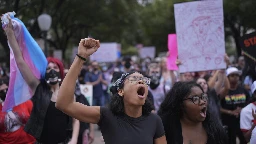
top-left (250, 108), bottom-right (256, 143)
top-left (240, 81), bottom-right (256, 142)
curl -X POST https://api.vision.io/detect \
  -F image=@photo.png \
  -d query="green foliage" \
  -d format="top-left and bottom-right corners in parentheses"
top-left (139, 0), bottom-right (256, 56)
top-left (138, 0), bottom-right (176, 53)
top-left (0, 0), bottom-right (141, 61)
top-left (0, 0), bottom-right (256, 64)
top-left (223, 0), bottom-right (256, 56)
top-left (121, 46), bottom-right (138, 56)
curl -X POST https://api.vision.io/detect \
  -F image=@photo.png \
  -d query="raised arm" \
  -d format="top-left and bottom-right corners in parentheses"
top-left (208, 70), bottom-right (219, 89)
top-left (56, 38), bottom-right (101, 124)
top-left (170, 71), bottom-right (176, 87)
top-left (219, 76), bottom-right (230, 99)
top-left (69, 118), bottom-right (80, 144)
top-left (214, 70), bottom-right (226, 95)
top-left (4, 17), bottom-right (39, 94)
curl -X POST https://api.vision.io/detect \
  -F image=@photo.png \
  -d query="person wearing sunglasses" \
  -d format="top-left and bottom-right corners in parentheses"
top-left (159, 81), bottom-right (227, 144)
top-left (220, 67), bottom-right (250, 144)
top-left (56, 38), bottom-right (167, 144)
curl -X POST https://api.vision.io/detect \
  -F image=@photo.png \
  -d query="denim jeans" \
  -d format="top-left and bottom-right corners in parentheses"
top-left (93, 96), bottom-right (104, 106)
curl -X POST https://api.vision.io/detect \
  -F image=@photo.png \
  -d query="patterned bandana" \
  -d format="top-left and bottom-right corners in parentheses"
top-left (112, 72), bottom-right (131, 90)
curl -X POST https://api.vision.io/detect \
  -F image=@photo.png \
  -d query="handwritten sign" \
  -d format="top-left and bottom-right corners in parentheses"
top-left (79, 84), bottom-right (93, 106)
top-left (167, 34), bottom-right (178, 70)
top-left (90, 43), bottom-right (121, 62)
top-left (139, 47), bottom-right (156, 59)
top-left (174, 0), bottom-right (226, 72)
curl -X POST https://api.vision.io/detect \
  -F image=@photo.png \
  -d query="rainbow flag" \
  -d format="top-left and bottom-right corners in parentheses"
top-left (1, 12), bottom-right (47, 111)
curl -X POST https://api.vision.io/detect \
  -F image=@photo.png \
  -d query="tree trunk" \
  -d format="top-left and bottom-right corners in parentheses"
top-left (233, 33), bottom-right (242, 57)
top-left (0, 32), bottom-right (10, 66)
top-left (224, 16), bottom-right (242, 57)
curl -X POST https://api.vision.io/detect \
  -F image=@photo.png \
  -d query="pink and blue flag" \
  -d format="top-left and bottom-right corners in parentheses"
top-left (1, 12), bottom-right (47, 112)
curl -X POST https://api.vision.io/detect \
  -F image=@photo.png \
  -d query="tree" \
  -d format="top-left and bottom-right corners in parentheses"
top-left (2, 0), bottom-right (254, 63)
top-left (139, 0), bottom-right (256, 57)
top-left (0, 0), bottom-right (142, 64)
top-left (138, 0), bottom-right (176, 54)
top-left (138, 0), bottom-right (194, 54)
top-left (224, 0), bottom-right (256, 56)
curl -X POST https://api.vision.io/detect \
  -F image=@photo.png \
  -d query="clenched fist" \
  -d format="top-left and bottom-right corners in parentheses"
top-left (78, 38), bottom-right (100, 58)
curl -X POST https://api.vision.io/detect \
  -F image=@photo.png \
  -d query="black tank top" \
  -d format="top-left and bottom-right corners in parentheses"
top-left (39, 101), bottom-right (69, 144)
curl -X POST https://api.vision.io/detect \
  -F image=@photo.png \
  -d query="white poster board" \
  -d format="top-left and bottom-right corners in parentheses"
top-left (174, 0), bottom-right (226, 73)
top-left (71, 47), bottom-right (78, 63)
top-left (80, 84), bottom-right (93, 106)
top-left (53, 50), bottom-right (62, 61)
top-left (90, 43), bottom-right (120, 62)
top-left (139, 47), bottom-right (156, 59)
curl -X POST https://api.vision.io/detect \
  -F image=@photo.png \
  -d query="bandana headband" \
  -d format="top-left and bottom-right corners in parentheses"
top-left (112, 72), bottom-right (131, 90)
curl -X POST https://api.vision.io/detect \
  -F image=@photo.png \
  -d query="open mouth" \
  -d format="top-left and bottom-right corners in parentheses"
top-left (47, 77), bottom-right (58, 82)
top-left (200, 107), bottom-right (207, 118)
top-left (137, 86), bottom-right (146, 99)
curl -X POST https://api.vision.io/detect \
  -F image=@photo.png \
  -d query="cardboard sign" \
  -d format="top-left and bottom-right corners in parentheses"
top-left (53, 50), bottom-right (62, 61)
top-left (79, 84), bottom-right (93, 106)
top-left (90, 43), bottom-right (121, 62)
top-left (240, 32), bottom-right (256, 62)
top-left (139, 47), bottom-right (156, 59)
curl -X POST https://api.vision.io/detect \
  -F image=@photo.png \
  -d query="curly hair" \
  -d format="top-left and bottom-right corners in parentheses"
top-left (158, 81), bottom-right (227, 144)
top-left (109, 71), bottom-right (154, 116)
top-left (158, 81), bottom-right (197, 117)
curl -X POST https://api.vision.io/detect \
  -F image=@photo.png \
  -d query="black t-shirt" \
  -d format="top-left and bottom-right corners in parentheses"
top-left (39, 101), bottom-right (69, 144)
top-left (221, 86), bottom-right (250, 125)
top-left (147, 90), bottom-right (155, 110)
top-left (207, 89), bottom-right (221, 124)
top-left (98, 107), bottom-right (165, 144)
top-left (161, 114), bottom-right (227, 144)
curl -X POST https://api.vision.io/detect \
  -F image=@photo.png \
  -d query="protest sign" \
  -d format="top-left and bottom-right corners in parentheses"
top-left (167, 34), bottom-right (178, 70)
top-left (90, 43), bottom-right (120, 62)
top-left (80, 84), bottom-right (93, 106)
top-left (139, 47), bottom-right (156, 59)
top-left (174, 0), bottom-right (225, 72)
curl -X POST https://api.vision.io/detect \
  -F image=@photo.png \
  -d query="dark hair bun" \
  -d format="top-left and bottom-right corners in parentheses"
top-left (111, 72), bottom-right (124, 83)
top-left (110, 85), bottom-right (118, 95)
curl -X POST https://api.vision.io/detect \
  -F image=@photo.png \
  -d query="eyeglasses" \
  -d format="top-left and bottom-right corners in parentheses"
top-left (183, 93), bottom-right (208, 105)
top-left (126, 76), bottom-right (151, 85)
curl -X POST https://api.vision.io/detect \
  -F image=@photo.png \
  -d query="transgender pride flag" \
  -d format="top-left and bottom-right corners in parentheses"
top-left (1, 12), bottom-right (47, 111)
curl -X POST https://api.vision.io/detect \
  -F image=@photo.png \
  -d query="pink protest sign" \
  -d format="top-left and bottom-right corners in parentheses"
top-left (167, 34), bottom-right (178, 70)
